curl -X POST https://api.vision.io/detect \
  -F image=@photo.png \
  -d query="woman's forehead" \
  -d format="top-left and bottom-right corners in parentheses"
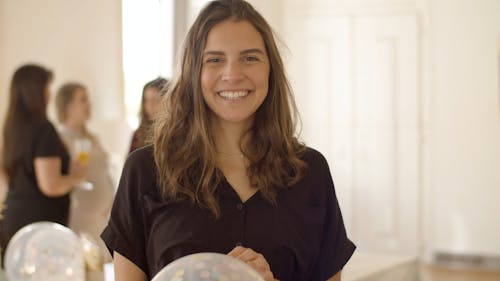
top-left (203, 20), bottom-right (265, 53)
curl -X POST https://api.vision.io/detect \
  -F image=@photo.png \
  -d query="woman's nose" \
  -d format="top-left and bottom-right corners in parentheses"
top-left (221, 60), bottom-right (244, 82)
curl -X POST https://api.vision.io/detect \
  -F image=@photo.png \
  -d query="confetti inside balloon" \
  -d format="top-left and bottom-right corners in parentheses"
top-left (4, 221), bottom-right (85, 281)
top-left (151, 252), bottom-right (264, 281)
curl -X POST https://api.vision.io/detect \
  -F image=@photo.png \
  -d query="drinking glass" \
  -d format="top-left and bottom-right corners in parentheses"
top-left (74, 138), bottom-right (93, 191)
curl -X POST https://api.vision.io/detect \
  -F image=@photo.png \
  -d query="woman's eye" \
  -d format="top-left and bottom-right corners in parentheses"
top-left (206, 57), bottom-right (223, 63)
top-left (244, 56), bottom-right (259, 62)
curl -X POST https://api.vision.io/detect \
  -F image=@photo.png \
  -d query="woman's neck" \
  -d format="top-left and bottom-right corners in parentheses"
top-left (212, 121), bottom-right (250, 155)
top-left (63, 120), bottom-right (86, 135)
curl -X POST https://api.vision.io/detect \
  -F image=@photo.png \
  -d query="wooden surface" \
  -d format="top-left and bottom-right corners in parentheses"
top-left (342, 252), bottom-right (417, 281)
top-left (420, 266), bottom-right (500, 281)
top-left (342, 252), bottom-right (500, 281)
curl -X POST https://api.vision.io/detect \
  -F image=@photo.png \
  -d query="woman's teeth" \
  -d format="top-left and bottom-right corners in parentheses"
top-left (218, 90), bottom-right (249, 100)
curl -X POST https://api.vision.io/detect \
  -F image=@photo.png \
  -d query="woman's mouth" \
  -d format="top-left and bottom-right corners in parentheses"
top-left (217, 90), bottom-right (250, 100)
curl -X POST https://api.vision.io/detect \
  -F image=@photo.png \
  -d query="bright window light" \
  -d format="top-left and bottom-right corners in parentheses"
top-left (122, 0), bottom-right (174, 129)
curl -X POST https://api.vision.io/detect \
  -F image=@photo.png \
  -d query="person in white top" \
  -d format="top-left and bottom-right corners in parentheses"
top-left (55, 82), bottom-right (115, 280)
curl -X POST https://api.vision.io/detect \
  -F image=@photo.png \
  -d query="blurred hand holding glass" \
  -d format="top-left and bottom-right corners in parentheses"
top-left (74, 138), bottom-right (93, 190)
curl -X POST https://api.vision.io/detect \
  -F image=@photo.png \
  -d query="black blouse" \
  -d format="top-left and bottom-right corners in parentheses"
top-left (101, 146), bottom-right (355, 280)
top-left (1, 120), bottom-right (70, 253)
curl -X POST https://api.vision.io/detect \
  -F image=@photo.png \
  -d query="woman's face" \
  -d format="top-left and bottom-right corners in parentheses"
top-left (200, 19), bottom-right (270, 129)
top-left (143, 87), bottom-right (162, 121)
top-left (66, 88), bottom-right (91, 124)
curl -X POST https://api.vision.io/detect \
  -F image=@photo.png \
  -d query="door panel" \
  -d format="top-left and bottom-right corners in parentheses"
top-left (286, 13), bottom-right (420, 256)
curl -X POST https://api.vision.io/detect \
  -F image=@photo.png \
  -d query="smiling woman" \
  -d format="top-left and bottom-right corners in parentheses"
top-left (101, 1), bottom-right (355, 281)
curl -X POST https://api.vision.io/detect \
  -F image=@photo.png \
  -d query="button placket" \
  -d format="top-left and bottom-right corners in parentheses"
top-left (236, 203), bottom-right (243, 211)
top-left (235, 202), bottom-right (245, 247)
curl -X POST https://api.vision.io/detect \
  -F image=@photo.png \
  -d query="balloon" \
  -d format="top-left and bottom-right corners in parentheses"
top-left (151, 252), bottom-right (264, 281)
top-left (4, 221), bottom-right (85, 281)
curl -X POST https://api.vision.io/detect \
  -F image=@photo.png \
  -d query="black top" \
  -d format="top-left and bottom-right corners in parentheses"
top-left (101, 146), bottom-right (355, 281)
top-left (0, 120), bottom-right (70, 252)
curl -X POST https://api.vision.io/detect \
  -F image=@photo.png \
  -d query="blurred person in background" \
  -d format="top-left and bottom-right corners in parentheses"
top-left (0, 64), bottom-right (87, 264)
top-left (128, 77), bottom-right (168, 153)
top-left (56, 82), bottom-right (115, 277)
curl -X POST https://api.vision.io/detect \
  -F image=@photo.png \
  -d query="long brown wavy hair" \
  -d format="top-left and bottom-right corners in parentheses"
top-left (2, 64), bottom-right (53, 178)
top-left (153, 0), bottom-right (306, 217)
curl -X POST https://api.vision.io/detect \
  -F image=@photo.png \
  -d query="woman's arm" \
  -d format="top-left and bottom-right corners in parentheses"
top-left (114, 251), bottom-right (147, 281)
top-left (327, 271), bottom-right (341, 281)
top-left (34, 157), bottom-right (86, 197)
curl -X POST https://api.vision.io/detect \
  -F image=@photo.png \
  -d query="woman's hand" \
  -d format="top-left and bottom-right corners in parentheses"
top-left (227, 246), bottom-right (277, 281)
top-left (34, 157), bottom-right (87, 196)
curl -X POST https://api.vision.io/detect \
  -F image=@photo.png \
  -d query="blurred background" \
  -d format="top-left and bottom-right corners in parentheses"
top-left (1, 0), bottom-right (499, 280)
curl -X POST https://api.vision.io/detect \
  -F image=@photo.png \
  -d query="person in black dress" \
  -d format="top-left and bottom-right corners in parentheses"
top-left (101, 1), bottom-right (355, 280)
top-left (0, 64), bottom-right (87, 263)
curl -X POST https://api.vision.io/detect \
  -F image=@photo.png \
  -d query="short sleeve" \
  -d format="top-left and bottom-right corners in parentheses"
top-left (310, 153), bottom-right (356, 280)
top-left (100, 147), bottom-right (153, 276)
top-left (34, 121), bottom-right (64, 157)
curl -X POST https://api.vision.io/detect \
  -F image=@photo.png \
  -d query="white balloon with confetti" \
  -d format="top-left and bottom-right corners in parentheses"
top-left (4, 221), bottom-right (85, 281)
top-left (151, 252), bottom-right (264, 281)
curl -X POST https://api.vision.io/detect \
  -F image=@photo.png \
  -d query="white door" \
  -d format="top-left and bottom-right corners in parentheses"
top-left (285, 11), bottom-right (420, 256)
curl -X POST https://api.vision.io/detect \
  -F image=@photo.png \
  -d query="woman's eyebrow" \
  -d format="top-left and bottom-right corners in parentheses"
top-left (240, 48), bottom-right (265, 55)
top-left (203, 50), bottom-right (225, 56)
top-left (203, 48), bottom-right (265, 56)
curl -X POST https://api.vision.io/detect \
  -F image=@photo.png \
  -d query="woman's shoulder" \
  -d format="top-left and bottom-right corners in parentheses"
top-left (119, 145), bottom-right (157, 195)
top-left (123, 145), bottom-right (156, 182)
top-left (279, 147), bottom-right (334, 208)
top-left (295, 146), bottom-right (333, 190)
top-left (125, 145), bottom-right (155, 171)
top-left (32, 118), bottom-right (55, 131)
top-left (300, 146), bottom-right (329, 168)
top-left (127, 143), bottom-right (154, 159)
top-left (31, 119), bottom-right (58, 139)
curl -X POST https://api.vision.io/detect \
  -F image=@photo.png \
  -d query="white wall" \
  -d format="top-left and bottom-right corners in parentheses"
top-left (427, 0), bottom-right (500, 257)
top-left (246, 0), bottom-right (283, 37)
top-left (0, 0), bottom-right (129, 176)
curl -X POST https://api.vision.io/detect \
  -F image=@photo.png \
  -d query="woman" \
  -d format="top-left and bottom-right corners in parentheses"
top-left (0, 64), bottom-right (86, 261)
top-left (101, 1), bottom-right (355, 280)
top-left (55, 82), bottom-right (115, 269)
top-left (128, 77), bottom-right (168, 153)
